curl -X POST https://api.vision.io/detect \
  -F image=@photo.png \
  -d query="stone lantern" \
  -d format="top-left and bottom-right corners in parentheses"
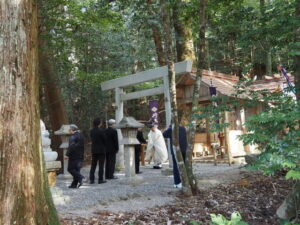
top-left (54, 125), bottom-right (73, 177)
top-left (114, 117), bottom-right (144, 177)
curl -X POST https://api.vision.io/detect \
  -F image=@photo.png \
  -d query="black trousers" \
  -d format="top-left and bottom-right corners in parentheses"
top-left (105, 153), bottom-right (116, 179)
top-left (135, 145), bottom-right (141, 173)
top-left (68, 159), bottom-right (84, 187)
top-left (89, 153), bottom-right (106, 182)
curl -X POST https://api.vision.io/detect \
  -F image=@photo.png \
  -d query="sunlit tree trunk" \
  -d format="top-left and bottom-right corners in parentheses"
top-left (186, 0), bottom-right (207, 194)
top-left (172, 0), bottom-right (196, 64)
top-left (0, 1), bottom-right (60, 224)
top-left (160, 0), bottom-right (192, 196)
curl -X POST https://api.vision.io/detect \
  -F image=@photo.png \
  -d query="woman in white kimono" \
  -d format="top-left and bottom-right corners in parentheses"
top-left (145, 124), bottom-right (168, 169)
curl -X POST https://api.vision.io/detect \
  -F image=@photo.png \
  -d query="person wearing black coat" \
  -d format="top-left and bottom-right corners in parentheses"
top-left (66, 124), bottom-right (85, 188)
top-left (89, 118), bottom-right (107, 184)
top-left (134, 128), bottom-right (147, 174)
top-left (105, 119), bottom-right (119, 179)
top-left (163, 125), bottom-right (187, 188)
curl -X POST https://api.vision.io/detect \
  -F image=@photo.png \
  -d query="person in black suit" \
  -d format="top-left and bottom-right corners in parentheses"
top-left (135, 128), bottom-right (146, 174)
top-left (66, 124), bottom-right (85, 188)
top-left (89, 118), bottom-right (107, 184)
top-left (105, 119), bottom-right (119, 179)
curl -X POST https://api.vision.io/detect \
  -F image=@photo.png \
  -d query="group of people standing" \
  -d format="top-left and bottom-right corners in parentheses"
top-left (66, 118), bottom-right (187, 189)
top-left (66, 118), bottom-right (119, 188)
top-left (89, 118), bottom-right (119, 184)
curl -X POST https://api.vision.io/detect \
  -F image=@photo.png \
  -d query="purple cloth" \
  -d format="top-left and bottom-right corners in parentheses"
top-left (149, 100), bottom-right (159, 124)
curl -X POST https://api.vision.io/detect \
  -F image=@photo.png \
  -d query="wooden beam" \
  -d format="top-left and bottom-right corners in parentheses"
top-left (121, 86), bottom-right (164, 101)
top-left (101, 60), bottom-right (192, 91)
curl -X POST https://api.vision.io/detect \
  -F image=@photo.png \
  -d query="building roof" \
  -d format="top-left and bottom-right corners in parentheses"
top-left (176, 70), bottom-right (294, 98)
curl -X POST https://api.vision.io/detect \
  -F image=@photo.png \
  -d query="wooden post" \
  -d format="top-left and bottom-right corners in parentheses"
top-left (224, 111), bottom-right (232, 165)
top-left (115, 87), bottom-right (124, 170)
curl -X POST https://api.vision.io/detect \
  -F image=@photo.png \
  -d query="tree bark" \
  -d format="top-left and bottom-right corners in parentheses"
top-left (160, 0), bottom-right (192, 196)
top-left (172, 0), bottom-right (196, 64)
top-left (146, 0), bottom-right (166, 66)
top-left (186, 0), bottom-right (207, 194)
top-left (0, 1), bottom-right (60, 224)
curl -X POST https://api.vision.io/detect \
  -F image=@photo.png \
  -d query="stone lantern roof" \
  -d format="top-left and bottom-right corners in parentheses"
top-left (114, 117), bottom-right (144, 129)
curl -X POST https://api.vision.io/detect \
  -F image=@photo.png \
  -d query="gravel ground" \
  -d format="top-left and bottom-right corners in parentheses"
top-left (52, 162), bottom-right (241, 218)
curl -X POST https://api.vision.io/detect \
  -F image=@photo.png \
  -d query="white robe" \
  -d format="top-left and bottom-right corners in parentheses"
top-left (145, 129), bottom-right (168, 163)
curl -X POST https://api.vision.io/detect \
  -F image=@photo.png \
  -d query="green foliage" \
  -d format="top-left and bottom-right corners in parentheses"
top-left (211, 211), bottom-right (249, 225)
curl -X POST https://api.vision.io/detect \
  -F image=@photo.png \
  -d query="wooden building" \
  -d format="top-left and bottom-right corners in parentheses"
top-left (173, 70), bottom-right (293, 161)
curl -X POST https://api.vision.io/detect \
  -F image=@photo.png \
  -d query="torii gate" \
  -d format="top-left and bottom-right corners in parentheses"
top-left (101, 60), bottom-right (192, 169)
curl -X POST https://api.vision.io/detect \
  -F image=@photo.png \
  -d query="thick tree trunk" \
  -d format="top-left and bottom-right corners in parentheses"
top-left (172, 0), bottom-right (196, 64)
top-left (160, 0), bottom-right (192, 196)
top-left (0, 1), bottom-right (59, 224)
top-left (186, 0), bottom-right (207, 194)
top-left (147, 0), bottom-right (166, 66)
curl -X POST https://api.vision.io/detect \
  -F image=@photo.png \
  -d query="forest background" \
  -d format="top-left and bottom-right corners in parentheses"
top-left (39, 0), bottom-right (299, 142)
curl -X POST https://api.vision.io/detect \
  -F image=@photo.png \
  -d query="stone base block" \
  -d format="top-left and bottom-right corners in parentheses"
top-left (45, 161), bottom-right (61, 170)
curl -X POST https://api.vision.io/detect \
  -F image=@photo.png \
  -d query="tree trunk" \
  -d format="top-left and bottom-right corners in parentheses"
top-left (260, 0), bottom-right (272, 76)
top-left (160, 0), bottom-right (192, 196)
top-left (0, 1), bottom-right (60, 224)
top-left (186, 0), bottom-right (207, 194)
top-left (172, 0), bottom-right (196, 64)
top-left (147, 0), bottom-right (166, 66)
top-left (39, 48), bottom-right (69, 171)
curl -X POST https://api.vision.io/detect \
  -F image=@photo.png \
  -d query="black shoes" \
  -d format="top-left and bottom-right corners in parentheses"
top-left (68, 185), bottom-right (77, 188)
top-left (136, 171), bottom-right (142, 174)
top-left (98, 180), bottom-right (107, 184)
top-left (89, 180), bottom-right (95, 184)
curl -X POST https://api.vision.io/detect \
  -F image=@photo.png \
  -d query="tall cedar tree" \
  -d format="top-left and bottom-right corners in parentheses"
top-left (186, 0), bottom-right (208, 194)
top-left (0, 1), bottom-right (60, 224)
top-left (160, 0), bottom-right (192, 196)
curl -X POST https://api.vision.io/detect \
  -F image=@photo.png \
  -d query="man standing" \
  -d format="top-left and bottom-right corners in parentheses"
top-left (66, 124), bottom-right (85, 188)
top-left (89, 118), bottom-right (107, 184)
top-left (163, 125), bottom-right (187, 188)
top-left (135, 127), bottom-right (147, 174)
top-left (105, 119), bottom-right (119, 179)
